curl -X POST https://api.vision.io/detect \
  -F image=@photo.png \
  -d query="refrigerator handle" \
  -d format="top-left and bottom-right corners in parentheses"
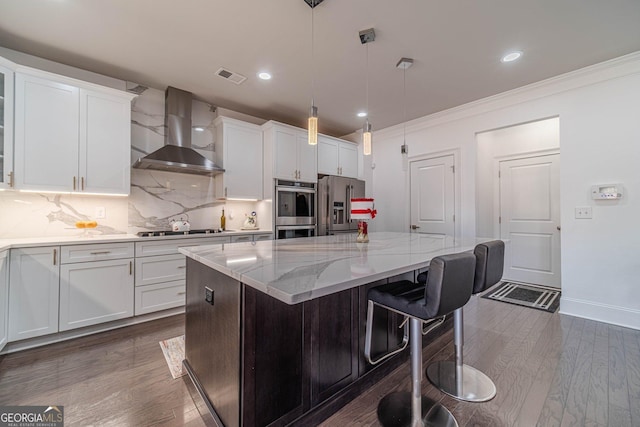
top-left (346, 185), bottom-right (352, 222)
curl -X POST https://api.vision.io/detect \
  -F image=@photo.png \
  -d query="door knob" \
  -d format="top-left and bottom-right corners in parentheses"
top-left (557, 226), bottom-right (561, 231)
top-left (410, 225), bottom-right (420, 230)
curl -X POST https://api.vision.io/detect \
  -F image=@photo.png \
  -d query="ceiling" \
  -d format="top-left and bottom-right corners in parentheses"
top-left (1, 0), bottom-right (640, 137)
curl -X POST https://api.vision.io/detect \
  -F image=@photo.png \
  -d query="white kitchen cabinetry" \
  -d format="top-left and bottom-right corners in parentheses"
top-left (317, 135), bottom-right (358, 178)
top-left (263, 121), bottom-right (317, 195)
top-left (13, 69), bottom-right (133, 194)
top-left (0, 62), bottom-right (15, 190)
top-left (134, 236), bottom-right (229, 315)
top-left (253, 232), bottom-right (273, 242)
top-left (8, 246), bottom-right (60, 341)
top-left (214, 116), bottom-right (263, 200)
top-left (0, 250), bottom-right (9, 352)
top-left (58, 242), bottom-right (134, 331)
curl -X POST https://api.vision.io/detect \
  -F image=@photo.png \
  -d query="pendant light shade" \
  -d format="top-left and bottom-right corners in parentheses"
top-left (308, 105), bottom-right (318, 145)
top-left (363, 120), bottom-right (372, 156)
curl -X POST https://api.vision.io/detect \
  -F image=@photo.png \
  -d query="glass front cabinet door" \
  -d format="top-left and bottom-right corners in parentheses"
top-left (0, 62), bottom-right (14, 190)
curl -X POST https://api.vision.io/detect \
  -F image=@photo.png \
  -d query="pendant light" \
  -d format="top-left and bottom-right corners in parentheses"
top-left (396, 57), bottom-right (413, 171)
top-left (305, 0), bottom-right (324, 145)
top-left (359, 28), bottom-right (375, 156)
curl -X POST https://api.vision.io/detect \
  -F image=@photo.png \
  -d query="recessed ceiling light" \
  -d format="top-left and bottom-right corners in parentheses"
top-left (193, 127), bottom-right (205, 132)
top-left (501, 51), bottom-right (523, 63)
top-left (357, 111), bottom-right (367, 118)
top-left (258, 72), bottom-right (272, 80)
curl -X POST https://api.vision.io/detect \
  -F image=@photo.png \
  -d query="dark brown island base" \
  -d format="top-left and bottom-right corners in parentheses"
top-left (180, 232), bottom-right (489, 426)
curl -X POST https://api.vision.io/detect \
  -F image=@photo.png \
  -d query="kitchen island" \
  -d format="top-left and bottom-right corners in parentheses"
top-left (180, 232), bottom-right (488, 427)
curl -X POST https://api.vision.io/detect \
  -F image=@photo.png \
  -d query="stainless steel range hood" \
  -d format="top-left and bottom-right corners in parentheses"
top-left (133, 87), bottom-right (224, 176)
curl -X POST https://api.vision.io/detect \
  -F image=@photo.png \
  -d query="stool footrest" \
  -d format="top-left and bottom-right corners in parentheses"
top-left (426, 360), bottom-right (497, 402)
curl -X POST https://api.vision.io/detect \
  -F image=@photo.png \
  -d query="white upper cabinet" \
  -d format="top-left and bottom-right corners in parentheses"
top-left (317, 135), bottom-right (358, 178)
top-left (0, 62), bottom-right (14, 190)
top-left (14, 68), bottom-right (134, 194)
top-left (214, 116), bottom-right (263, 200)
top-left (263, 121), bottom-right (317, 195)
top-left (79, 89), bottom-right (132, 194)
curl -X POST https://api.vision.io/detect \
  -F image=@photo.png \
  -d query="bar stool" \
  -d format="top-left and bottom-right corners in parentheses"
top-left (365, 252), bottom-right (476, 427)
top-left (425, 240), bottom-right (505, 402)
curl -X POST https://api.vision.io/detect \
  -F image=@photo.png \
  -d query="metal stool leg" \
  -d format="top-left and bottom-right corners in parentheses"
top-left (377, 318), bottom-right (458, 427)
top-left (426, 308), bottom-right (496, 402)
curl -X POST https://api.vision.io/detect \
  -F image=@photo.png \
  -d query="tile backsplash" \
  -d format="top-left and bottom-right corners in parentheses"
top-left (0, 87), bottom-right (272, 239)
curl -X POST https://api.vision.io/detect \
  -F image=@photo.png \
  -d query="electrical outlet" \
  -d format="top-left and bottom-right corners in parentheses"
top-left (95, 206), bottom-right (106, 219)
top-left (574, 206), bottom-right (592, 219)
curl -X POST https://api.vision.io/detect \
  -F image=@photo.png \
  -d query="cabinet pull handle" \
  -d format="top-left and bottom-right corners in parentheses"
top-left (73, 176), bottom-right (77, 191)
top-left (129, 261), bottom-right (132, 275)
top-left (7, 171), bottom-right (14, 188)
top-left (90, 251), bottom-right (111, 255)
top-left (53, 248), bottom-right (57, 266)
top-left (177, 291), bottom-right (186, 296)
top-left (177, 265), bottom-right (186, 269)
top-left (81, 177), bottom-right (85, 191)
top-left (225, 187), bottom-right (228, 198)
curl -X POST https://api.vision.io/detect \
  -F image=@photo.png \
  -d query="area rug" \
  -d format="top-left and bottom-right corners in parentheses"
top-left (482, 282), bottom-right (560, 313)
top-left (159, 335), bottom-right (185, 379)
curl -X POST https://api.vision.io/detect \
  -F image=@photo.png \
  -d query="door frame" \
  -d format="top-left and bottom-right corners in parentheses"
top-left (408, 148), bottom-right (461, 239)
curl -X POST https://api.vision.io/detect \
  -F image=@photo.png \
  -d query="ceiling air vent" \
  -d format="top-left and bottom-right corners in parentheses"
top-left (215, 68), bottom-right (247, 85)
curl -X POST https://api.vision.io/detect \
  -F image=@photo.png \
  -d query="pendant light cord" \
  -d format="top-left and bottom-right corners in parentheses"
top-left (365, 43), bottom-right (369, 121)
top-left (403, 65), bottom-right (407, 144)
top-left (311, 3), bottom-right (315, 107)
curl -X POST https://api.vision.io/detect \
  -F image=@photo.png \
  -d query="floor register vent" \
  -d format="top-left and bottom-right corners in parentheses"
top-left (215, 67), bottom-right (247, 85)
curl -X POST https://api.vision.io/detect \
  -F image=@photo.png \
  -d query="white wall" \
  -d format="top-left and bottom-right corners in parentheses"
top-left (370, 53), bottom-right (640, 330)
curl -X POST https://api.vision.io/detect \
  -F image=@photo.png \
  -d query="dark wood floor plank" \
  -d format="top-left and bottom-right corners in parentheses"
top-left (536, 316), bottom-right (585, 426)
top-left (608, 326), bottom-right (630, 411)
top-left (559, 318), bottom-right (596, 426)
top-left (586, 321), bottom-right (610, 426)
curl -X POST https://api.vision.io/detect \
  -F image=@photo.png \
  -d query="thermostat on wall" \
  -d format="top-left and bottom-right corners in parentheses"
top-left (591, 184), bottom-right (623, 200)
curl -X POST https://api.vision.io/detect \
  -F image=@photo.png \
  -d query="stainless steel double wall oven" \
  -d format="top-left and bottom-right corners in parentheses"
top-left (274, 179), bottom-right (316, 239)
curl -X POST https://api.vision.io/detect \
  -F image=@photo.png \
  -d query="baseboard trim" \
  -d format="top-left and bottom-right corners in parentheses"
top-left (559, 296), bottom-right (640, 330)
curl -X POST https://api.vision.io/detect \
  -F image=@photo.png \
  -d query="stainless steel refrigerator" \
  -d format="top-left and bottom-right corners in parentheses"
top-left (317, 176), bottom-right (366, 235)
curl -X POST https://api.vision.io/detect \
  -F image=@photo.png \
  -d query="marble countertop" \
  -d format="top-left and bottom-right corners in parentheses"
top-left (0, 229), bottom-right (273, 252)
top-left (180, 232), bottom-right (491, 304)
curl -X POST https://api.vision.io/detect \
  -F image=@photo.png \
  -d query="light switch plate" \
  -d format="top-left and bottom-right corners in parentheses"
top-left (575, 206), bottom-right (592, 219)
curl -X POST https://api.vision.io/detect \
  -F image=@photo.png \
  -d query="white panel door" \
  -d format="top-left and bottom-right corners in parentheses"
top-left (339, 142), bottom-right (358, 178)
top-left (297, 133), bottom-right (317, 182)
top-left (220, 121), bottom-right (263, 199)
top-left (317, 136), bottom-right (339, 175)
top-left (8, 246), bottom-right (60, 341)
top-left (0, 251), bottom-right (8, 352)
top-left (274, 128), bottom-right (298, 180)
top-left (59, 258), bottom-right (134, 331)
top-left (79, 89), bottom-right (131, 194)
top-left (500, 154), bottom-right (561, 287)
top-left (410, 155), bottom-right (455, 237)
top-left (14, 73), bottom-right (79, 192)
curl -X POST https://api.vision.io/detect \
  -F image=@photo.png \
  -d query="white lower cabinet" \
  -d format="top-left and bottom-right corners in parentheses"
top-left (8, 246), bottom-right (60, 341)
top-left (134, 236), bottom-right (230, 315)
top-left (59, 258), bottom-right (134, 331)
top-left (0, 251), bottom-right (9, 352)
top-left (135, 281), bottom-right (186, 316)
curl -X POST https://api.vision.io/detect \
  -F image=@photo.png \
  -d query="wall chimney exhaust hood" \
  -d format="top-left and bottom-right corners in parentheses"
top-left (133, 87), bottom-right (224, 176)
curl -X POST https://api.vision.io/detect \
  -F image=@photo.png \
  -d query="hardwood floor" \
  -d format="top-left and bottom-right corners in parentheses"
top-left (1, 296), bottom-right (638, 427)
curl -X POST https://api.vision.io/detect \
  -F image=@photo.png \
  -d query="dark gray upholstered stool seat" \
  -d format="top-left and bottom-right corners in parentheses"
top-left (365, 252), bottom-right (477, 427)
top-left (425, 240), bottom-right (505, 403)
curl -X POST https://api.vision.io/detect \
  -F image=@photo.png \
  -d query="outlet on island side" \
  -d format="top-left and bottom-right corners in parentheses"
top-left (205, 287), bottom-right (214, 306)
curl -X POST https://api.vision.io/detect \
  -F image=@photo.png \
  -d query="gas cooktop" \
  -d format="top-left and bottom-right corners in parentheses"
top-left (137, 229), bottom-right (224, 237)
